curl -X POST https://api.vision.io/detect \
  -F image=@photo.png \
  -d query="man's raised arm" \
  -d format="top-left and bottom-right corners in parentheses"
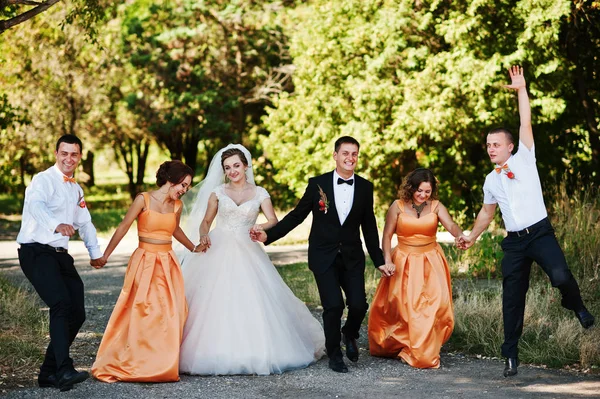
top-left (504, 66), bottom-right (533, 149)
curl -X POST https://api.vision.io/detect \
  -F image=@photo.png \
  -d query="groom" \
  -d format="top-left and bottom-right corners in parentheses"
top-left (251, 136), bottom-right (385, 373)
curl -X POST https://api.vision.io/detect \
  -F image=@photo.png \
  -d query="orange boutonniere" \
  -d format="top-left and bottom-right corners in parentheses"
top-left (317, 184), bottom-right (329, 214)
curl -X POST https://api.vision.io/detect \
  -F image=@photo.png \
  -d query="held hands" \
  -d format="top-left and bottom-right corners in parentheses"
top-left (55, 223), bottom-right (76, 237)
top-left (249, 225), bottom-right (267, 243)
top-left (504, 65), bottom-right (526, 91)
top-left (455, 233), bottom-right (475, 250)
top-left (193, 234), bottom-right (211, 253)
top-left (90, 256), bottom-right (107, 269)
top-left (193, 243), bottom-right (208, 253)
top-left (378, 262), bottom-right (396, 277)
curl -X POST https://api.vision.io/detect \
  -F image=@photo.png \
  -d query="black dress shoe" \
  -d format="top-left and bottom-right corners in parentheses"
top-left (342, 332), bottom-right (359, 362)
top-left (575, 308), bottom-right (595, 329)
top-left (38, 373), bottom-right (58, 388)
top-left (328, 358), bottom-right (348, 373)
top-left (503, 357), bottom-right (519, 377)
top-left (57, 370), bottom-right (89, 392)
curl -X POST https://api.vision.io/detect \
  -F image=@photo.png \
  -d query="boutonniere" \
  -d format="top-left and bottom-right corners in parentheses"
top-left (495, 164), bottom-right (515, 179)
top-left (317, 184), bottom-right (329, 214)
top-left (77, 193), bottom-right (87, 208)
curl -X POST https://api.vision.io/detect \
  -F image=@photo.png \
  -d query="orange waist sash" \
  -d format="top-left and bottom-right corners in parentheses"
top-left (394, 241), bottom-right (438, 254)
top-left (138, 241), bottom-right (172, 252)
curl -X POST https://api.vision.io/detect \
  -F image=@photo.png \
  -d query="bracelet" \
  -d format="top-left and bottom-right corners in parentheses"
top-left (192, 244), bottom-right (199, 252)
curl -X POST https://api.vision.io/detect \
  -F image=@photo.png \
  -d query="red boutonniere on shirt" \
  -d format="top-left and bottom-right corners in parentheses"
top-left (317, 184), bottom-right (329, 214)
top-left (495, 164), bottom-right (515, 179)
top-left (77, 193), bottom-right (87, 208)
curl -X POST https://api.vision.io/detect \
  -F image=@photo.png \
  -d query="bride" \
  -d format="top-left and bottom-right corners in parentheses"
top-left (178, 144), bottom-right (325, 375)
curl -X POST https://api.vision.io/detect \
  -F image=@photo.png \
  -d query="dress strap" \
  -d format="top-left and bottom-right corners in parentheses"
top-left (395, 200), bottom-right (404, 214)
top-left (137, 192), bottom-right (150, 211)
top-left (431, 200), bottom-right (440, 214)
top-left (174, 199), bottom-right (182, 214)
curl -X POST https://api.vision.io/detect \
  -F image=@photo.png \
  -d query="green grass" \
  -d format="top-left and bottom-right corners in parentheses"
top-left (0, 276), bottom-right (46, 374)
top-left (0, 193), bottom-right (23, 215)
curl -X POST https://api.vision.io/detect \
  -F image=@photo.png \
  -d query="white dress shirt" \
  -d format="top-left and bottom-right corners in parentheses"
top-left (483, 141), bottom-right (548, 232)
top-left (333, 170), bottom-right (355, 225)
top-left (17, 165), bottom-right (102, 259)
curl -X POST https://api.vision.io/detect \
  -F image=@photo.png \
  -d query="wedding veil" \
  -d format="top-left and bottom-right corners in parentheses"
top-left (178, 144), bottom-right (255, 262)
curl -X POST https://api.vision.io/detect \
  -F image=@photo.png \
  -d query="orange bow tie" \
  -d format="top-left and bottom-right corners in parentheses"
top-left (495, 164), bottom-right (509, 174)
top-left (63, 175), bottom-right (76, 183)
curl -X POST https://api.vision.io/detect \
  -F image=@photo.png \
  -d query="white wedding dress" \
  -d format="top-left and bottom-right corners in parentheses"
top-left (179, 184), bottom-right (325, 375)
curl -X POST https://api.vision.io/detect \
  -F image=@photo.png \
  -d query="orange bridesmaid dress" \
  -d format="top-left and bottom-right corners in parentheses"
top-left (368, 200), bottom-right (454, 368)
top-left (92, 193), bottom-right (188, 382)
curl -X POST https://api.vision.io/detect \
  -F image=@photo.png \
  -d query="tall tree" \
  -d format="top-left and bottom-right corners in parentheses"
top-left (121, 0), bottom-right (292, 173)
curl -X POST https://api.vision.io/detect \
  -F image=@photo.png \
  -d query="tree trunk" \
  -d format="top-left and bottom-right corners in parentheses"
top-left (82, 150), bottom-right (95, 186)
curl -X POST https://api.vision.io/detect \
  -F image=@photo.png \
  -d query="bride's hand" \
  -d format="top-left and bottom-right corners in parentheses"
top-left (199, 234), bottom-right (211, 250)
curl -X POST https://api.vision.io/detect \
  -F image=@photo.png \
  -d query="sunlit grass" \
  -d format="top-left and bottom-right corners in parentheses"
top-left (0, 276), bottom-right (46, 374)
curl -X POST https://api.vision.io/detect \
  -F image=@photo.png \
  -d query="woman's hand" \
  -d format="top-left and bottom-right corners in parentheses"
top-left (198, 233), bottom-right (211, 250)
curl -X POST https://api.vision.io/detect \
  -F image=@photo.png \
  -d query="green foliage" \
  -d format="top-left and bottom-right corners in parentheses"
top-left (119, 0), bottom-right (292, 176)
top-left (264, 0), bottom-right (598, 219)
top-left (444, 232), bottom-right (504, 279)
top-left (544, 180), bottom-right (600, 302)
top-left (0, 94), bottom-right (30, 192)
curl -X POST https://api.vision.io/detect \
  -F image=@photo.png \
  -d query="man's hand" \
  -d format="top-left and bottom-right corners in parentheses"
top-left (377, 262), bottom-right (395, 277)
top-left (55, 224), bottom-right (76, 237)
top-left (456, 234), bottom-right (475, 250)
top-left (503, 65), bottom-right (526, 91)
top-left (249, 227), bottom-right (267, 243)
top-left (90, 256), bottom-right (107, 269)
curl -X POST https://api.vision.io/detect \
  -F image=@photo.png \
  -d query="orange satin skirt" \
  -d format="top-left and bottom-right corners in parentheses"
top-left (368, 242), bottom-right (454, 368)
top-left (92, 242), bottom-right (188, 382)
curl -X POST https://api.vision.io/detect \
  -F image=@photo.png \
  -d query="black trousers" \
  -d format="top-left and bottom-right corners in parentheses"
top-left (313, 253), bottom-right (368, 360)
top-left (18, 243), bottom-right (86, 376)
top-left (500, 218), bottom-right (584, 358)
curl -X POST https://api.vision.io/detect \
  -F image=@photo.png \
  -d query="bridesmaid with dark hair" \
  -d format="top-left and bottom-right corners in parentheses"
top-left (368, 168), bottom-right (463, 369)
top-left (92, 160), bottom-right (198, 382)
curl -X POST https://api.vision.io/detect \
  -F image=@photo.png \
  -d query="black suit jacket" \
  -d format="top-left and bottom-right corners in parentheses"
top-left (265, 171), bottom-right (384, 275)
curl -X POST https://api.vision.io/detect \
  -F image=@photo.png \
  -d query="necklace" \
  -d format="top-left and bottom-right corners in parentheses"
top-left (412, 201), bottom-right (427, 218)
top-left (227, 183), bottom-right (250, 192)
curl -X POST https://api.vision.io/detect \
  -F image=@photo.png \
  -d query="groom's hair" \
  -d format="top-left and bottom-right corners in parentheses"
top-left (487, 128), bottom-right (514, 145)
top-left (56, 134), bottom-right (83, 153)
top-left (334, 136), bottom-right (360, 152)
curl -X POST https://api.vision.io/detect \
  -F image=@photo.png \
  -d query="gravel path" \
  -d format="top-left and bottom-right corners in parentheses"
top-left (1, 240), bottom-right (599, 398)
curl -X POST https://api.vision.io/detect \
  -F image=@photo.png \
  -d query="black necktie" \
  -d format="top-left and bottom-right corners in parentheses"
top-left (337, 178), bottom-right (354, 186)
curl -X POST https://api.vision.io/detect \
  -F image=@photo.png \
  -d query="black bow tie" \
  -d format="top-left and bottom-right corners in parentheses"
top-left (337, 178), bottom-right (354, 186)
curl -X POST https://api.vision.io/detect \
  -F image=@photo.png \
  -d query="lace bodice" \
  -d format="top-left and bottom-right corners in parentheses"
top-left (213, 185), bottom-right (270, 231)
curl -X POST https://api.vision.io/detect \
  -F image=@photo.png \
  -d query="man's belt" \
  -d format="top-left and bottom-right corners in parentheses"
top-left (21, 242), bottom-right (68, 253)
top-left (507, 218), bottom-right (548, 238)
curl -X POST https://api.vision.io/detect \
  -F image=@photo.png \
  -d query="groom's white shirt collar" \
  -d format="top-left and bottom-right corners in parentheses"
top-left (333, 170), bottom-right (355, 225)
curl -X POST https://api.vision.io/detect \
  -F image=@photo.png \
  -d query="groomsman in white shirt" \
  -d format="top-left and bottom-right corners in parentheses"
top-left (17, 134), bottom-right (106, 391)
top-left (458, 66), bottom-right (594, 378)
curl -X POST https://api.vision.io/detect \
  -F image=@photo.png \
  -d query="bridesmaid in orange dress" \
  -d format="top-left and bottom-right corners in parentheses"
top-left (368, 168), bottom-right (463, 369)
top-left (92, 160), bottom-right (197, 382)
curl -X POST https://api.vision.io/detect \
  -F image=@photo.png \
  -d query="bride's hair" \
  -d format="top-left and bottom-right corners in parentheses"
top-left (221, 148), bottom-right (248, 169)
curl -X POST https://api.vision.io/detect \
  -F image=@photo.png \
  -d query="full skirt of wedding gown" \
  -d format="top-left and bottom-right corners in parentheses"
top-left (179, 226), bottom-right (325, 375)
